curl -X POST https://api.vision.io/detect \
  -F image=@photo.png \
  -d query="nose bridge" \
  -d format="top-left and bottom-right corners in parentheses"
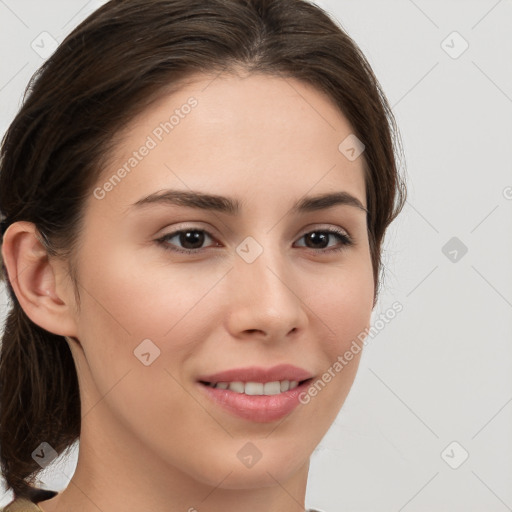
top-left (226, 234), bottom-right (306, 337)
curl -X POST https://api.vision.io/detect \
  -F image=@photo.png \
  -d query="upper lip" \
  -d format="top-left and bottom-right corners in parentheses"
top-left (197, 364), bottom-right (313, 384)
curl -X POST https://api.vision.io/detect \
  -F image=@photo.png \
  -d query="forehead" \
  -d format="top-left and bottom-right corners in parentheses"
top-left (91, 72), bottom-right (367, 218)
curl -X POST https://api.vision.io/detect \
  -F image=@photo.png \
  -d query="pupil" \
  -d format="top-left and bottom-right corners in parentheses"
top-left (307, 232), bottom-right (327, 248)
top-left (181, 230), bottom-right (204, 249)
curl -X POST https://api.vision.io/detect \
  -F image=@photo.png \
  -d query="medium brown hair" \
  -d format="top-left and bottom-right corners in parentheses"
top-left (0, 0), bottom-right (406, 500)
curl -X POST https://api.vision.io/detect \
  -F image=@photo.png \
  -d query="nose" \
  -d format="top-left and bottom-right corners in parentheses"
top-left (224, 243), bottom-right (308, 342)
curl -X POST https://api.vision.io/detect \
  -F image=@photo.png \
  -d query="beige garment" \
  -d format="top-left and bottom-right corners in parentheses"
top-left (1, 497), bottom-right (44, 512)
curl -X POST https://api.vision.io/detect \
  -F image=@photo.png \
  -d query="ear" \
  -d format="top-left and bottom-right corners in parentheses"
top-left (1, 221), bottom-right (79, 338)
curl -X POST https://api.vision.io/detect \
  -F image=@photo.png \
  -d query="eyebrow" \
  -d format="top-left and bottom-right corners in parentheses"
top-left (129, 189), bottom-right (368, 215)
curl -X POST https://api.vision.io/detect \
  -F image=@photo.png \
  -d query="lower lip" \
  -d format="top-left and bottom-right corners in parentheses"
top-left (197, 380), bottom-right (312, 423)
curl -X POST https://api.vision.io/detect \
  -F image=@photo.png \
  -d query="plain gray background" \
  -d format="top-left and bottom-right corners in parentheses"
top-left (1, 0), bottom-right (511, 510)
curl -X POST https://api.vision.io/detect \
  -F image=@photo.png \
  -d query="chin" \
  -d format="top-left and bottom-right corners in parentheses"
top-left (191, 441), bottom-right (310, 490)
top-left (208, 463), bottom-right (306, 490)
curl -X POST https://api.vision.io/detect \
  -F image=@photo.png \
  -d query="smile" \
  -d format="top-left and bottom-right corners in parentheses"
top-left (196, 365), bottom-right (315, 422)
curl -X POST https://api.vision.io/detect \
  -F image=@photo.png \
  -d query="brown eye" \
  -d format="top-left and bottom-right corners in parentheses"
top-left (295, 229), bottom-right (353, 253)
top-left (156, 228), bottom-right (218, 254)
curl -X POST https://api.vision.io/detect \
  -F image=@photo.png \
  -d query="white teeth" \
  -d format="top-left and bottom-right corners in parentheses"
top-left (228, 381), bottom-right (244, 393)
top-left (245, 382), bottom-right (264, 395)
top-left (263, 381), bottom-right (281, 395)
top-left (209, 379), bottom-right (303, 395)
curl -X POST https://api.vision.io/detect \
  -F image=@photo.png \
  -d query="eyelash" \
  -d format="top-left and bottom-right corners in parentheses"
top-left (155, 226), bottom-right (354, 255)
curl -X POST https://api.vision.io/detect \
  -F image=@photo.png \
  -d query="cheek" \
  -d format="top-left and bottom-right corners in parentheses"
top-left (73, 251), bottom-right (208, 454)
top-left (299, 252), bottom-right (373, 410)
top-left (311, 254), bottom-right (374, 351)
top-left (77, 243), bottom-right (212, 340)
top-left (74, 245), bottom-right (231, 403)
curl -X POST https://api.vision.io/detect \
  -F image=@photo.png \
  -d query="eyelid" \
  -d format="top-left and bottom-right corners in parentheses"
top-left (155, 222), bottom-right (218, 239)
top-left (299, 223), bottom-right (351, 238)
top-left (157, 222), bottom-right (351, 240)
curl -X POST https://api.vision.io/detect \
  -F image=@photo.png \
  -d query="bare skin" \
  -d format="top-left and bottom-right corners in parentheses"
top-left (2, 71), bottom-right (374, 512)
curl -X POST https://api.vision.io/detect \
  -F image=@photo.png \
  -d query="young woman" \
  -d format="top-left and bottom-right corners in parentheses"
top-left (0, 0), bottom-right (406, 510)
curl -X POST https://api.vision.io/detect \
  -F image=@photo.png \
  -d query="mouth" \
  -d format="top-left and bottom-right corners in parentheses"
top-left (196, 365), bottom-right (315, 422)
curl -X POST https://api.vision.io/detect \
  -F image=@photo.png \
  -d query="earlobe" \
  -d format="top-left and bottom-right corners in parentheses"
top-left (1, 221), bottom-right (78, 338)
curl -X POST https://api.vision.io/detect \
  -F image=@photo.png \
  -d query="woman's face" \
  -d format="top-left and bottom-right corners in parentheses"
top-left (63, 72), bottom-right (374, 490)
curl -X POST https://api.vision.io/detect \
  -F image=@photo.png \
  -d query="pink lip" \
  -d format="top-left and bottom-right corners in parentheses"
top-left (197, 364), bottom-right (312, 384)
top-left (196, 364), bottom-right (314, 423)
